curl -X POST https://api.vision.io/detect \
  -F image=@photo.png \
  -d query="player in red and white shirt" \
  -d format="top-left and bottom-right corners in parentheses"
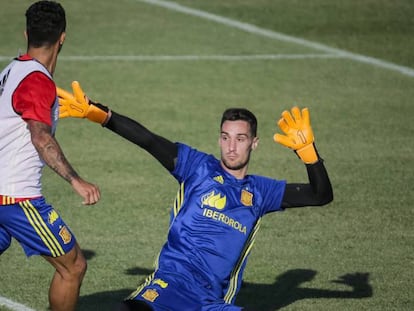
top-left (0, 2), bottom-right (100, 311)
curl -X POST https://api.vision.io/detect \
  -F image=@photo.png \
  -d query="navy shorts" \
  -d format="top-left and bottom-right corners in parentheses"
top-left (0, 197), bottom-right (76, 257)
top-left (126, 271), bottom-right (242, 311)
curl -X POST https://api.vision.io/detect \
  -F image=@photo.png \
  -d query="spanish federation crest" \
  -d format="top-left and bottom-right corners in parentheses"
top-left (241, 189), bottom-right (253, 206)
top-left (142, 289), bottom-right (159, 302)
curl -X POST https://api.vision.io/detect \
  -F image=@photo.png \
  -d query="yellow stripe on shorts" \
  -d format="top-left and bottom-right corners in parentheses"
top-left (20, 200), bottom-right (65, 257)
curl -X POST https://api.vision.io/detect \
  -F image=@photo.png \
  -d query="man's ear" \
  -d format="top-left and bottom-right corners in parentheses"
top-left (59, 32), bottom-right (66, 45)
top-left (251, 137), bottom-right (259, 150)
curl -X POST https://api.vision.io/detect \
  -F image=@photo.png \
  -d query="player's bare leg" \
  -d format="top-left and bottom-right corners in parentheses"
top-left (43, 243), bottom-right (87, 311)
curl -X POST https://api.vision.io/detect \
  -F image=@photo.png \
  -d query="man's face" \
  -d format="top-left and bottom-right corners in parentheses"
top-left (219, 120), bottom-right (258, 173)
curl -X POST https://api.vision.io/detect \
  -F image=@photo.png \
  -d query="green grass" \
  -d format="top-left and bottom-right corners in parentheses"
top-left (0, 1), bottom-right (413, 310)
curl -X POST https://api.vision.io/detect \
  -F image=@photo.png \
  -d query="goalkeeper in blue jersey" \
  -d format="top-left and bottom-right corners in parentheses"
top-left (57, 82), bottom-right (333, 311)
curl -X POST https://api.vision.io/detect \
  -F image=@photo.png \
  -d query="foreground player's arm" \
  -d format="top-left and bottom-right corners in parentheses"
top-left (28, 120), bottom-right (100, 205)
top-left (57, 81), bottom-right (178, 171)
top-left (273, 107), bottom-right (333, 208)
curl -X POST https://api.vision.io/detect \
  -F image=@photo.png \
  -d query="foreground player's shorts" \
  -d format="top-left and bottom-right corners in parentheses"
top-left (127, 271), bottom-right (242, 311)
top-left (0, 196), bottom-right (76, 257)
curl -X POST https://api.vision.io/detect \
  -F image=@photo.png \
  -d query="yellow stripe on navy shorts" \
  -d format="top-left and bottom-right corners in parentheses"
top-left (19, 200), bottom-right (65, 257)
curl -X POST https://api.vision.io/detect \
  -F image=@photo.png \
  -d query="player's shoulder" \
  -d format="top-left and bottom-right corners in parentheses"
top-left (9, 57), bottom-right (53, 88)
top-left (177, 143), bottom-right (214, 162)
top-left (174, 143), bottom-right (219, 179)
top-left (249, 174), bottom-right (286, 188)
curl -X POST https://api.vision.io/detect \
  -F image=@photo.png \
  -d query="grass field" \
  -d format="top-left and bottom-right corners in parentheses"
top-left (0, 0), bottom-right (413, 310)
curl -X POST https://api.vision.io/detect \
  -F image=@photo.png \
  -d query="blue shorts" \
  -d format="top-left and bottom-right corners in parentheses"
top-left (127, 271), bottom-right (242, 311)
top-left (0, 197), bottom-right (76, 257)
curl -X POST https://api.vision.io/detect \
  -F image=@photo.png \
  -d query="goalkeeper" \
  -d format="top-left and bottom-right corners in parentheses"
top-left (58, 82), bottom-right (333, 311)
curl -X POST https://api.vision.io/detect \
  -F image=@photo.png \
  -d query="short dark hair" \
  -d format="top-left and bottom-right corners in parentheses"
top-left (220, 108), bottom-right (258, 137)
top-left (25, 1), bottom-right (66, 47)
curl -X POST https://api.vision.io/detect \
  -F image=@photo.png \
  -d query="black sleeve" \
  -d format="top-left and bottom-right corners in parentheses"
top-left (104, 111), bottom-right (178, 171)
top-left (281, 159), bottom-right (333, 209)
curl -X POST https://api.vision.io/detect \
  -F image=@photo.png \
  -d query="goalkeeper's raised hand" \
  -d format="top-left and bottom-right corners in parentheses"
top-left (57, 81), bottom-right (110, 125)
top-left (273, 106), bottom-right (319, 164)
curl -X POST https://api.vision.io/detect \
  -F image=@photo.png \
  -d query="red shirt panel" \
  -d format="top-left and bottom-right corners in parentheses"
top-left (12, 65), bottom-right (55, 126)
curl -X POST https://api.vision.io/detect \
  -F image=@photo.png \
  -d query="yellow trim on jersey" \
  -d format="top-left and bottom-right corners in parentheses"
top-left (223, 218), bottom-right (262, 303)
top-left (173, 182), bottom-right (185, 217)
top-left (2, 196), bottom-right (15, 204)
top-left (19, 200), bottom-right (65, 257)
top-left (0, 195), bottom-right (40, 205)
top-left (127, 272), bottom-right (156, 300)
top-left (127, 248), bottom-right (162, 299)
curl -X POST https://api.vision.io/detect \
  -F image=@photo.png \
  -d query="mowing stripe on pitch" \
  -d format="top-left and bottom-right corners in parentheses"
top-left (135, 0), bottom-right (414, 77)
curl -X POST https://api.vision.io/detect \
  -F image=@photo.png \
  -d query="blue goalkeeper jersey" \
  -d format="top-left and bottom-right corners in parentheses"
top-left (148, 143), bottom-right (286, 304)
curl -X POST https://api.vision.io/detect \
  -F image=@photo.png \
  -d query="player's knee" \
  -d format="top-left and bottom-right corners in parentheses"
top-left (56, 249), bottom-right (88, 282)
top-left (59, 259), bottom-right (87, 284)
top-left (78, 255), bottom-right (87, 276)
top-left (71, 245), bottom-right (88, 277)
top-left (72, 253), bottom-right (87, 280)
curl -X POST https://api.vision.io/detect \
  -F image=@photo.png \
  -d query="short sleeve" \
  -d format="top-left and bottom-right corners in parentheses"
top-left (12, 71), bottom-right (56, 126)
top-left (171, 143), bottom-right (210, 183)
top-left (254, 176), bottom-right (286, 214)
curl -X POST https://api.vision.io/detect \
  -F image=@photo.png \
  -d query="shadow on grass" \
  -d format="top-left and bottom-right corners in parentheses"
top-left (77, 267), bottom-right (372, 311)
top-left (236, 269), bottom-right (373, 310)
top-left (82, 249), bottom-right (97, 260)
top-left (77, 265), bottom-right (153, 311)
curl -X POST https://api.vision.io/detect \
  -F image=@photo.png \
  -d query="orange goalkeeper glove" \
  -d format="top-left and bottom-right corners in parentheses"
top-left (57, 81), bottom-right (110, 125)
top-left (273, 106), bottom-right (319, 164)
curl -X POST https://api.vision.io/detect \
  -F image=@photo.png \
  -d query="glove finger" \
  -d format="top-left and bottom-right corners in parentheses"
top-left (56, 87), bottom-right (74, 100)
top-left (58, 98), bottom-right (76, 107)
top-left (58, 98), bottom-right (69, 105)
top-left (273, 133), bottom-right (294, 148)
top-left (72, 81), bottom-right (88, 105)
top-left (281, 110), bottom-right (296, 128)
top-left (277, 118), bottom-right (290, 134)
top-left (301, 108), bottom-right (310, 127)
top-left (59, 107), bottom-right (69, 118)
top-left (291, 106), bottom-right (302, 123)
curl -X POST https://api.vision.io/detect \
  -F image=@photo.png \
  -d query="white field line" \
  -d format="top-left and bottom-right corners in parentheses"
top-left (0, 54), bottom-right (341, 62)
top-left (0, 296), bottom-right (36, 311)
top-left (59, 53), bottom-right (343, 61)
top-left (1, 0), bottom-right (413, 77)
top-left (135, 0), bottom-right (414, 78)
top-left (0, 53), bottom-right (343, 62)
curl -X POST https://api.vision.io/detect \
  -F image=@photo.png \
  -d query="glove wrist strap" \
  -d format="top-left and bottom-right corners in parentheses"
top-left (86, 104), bottom-right (110, 125)
top-left (296, 143), bottom-right (318, 164)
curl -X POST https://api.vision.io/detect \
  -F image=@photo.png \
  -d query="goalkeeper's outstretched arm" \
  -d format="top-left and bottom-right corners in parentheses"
top-left (57, 81), bottom-right (178, 172)
top-left (282, 160), bottom-right (333, 208)
top-left (105, 111), bottom-right (178, 172)
top-left (273, 107), bottom-right (333, 208)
